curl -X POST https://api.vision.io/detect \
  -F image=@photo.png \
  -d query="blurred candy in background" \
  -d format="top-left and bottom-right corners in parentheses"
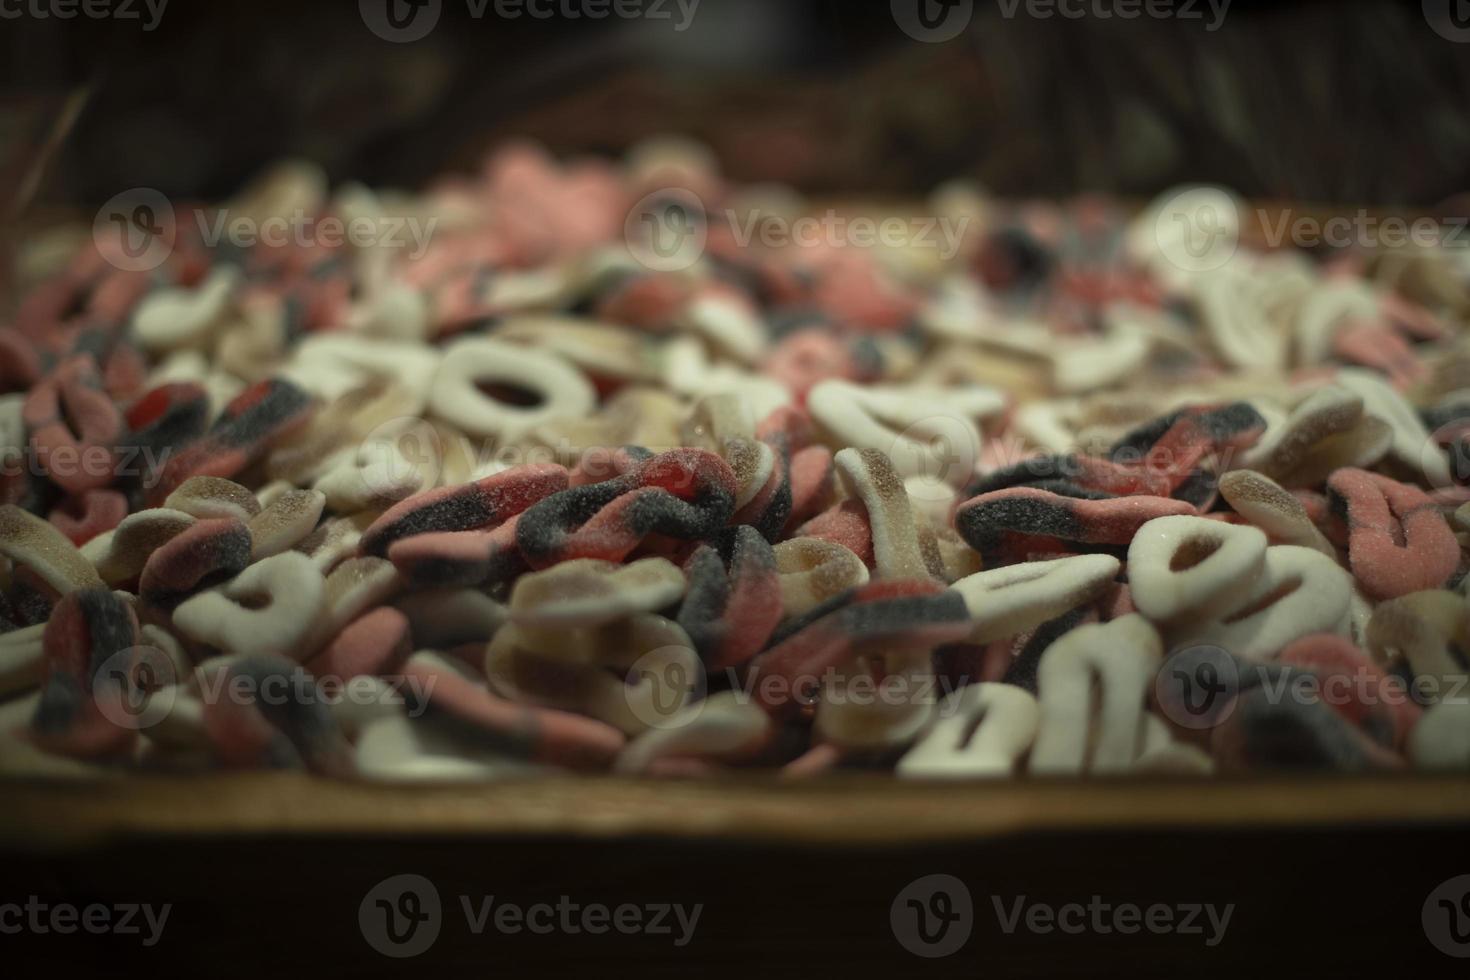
top-left (4, 0), bottom-right (1470, 212)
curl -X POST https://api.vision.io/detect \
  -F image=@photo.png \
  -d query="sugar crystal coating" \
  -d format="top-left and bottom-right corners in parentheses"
top-left (4, 145), bottom-right (1467, 781)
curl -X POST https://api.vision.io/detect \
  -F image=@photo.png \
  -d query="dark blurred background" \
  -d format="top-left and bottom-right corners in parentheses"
top-left (2, 0), bottom-right (1469, 211)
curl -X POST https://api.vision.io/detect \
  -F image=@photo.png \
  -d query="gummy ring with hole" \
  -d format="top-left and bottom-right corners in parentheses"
top-left (813, 647), bottom-right (937, 751)
top-left (427, 337), bottom-right (596, 443)
top-left (954, 486), bottom-right (1196, 558)
top-left (756, 406), bottom-right (833, 534)
top-left (1029, 614), bottom-right (1162, 775)
top-left (386, 517), bottom-right (526, 589)
top-left (138, 517), bottom-right (253, 608)
top-left (48, 489), bottom-right (128, 546)
top-left (1208, 686), bottom-right (1404, 773)
top-left (782, 444), bottom-right (836, 534)
top-left (124, 382), bottom-right (211, 485)
top-left (306, 606), bottom-right (414, 683)
top-left (360, 463), bottom-right (569, 558)
top-left (0, 327), bottom-right (43, 393)
top-left (1325, 467), bottom-right (1459, 600)
top-left (172, 551), bottom-right (326, 659)
top-left (1277, 633), bottom-right (1421, 751)
top-left (744, 579), bottom-right (972, 717)
top-left (1126, 515), bottom-right (1268, 623)
top-left (200, 653), bottom-right (353, 776)
top-left (793, 500), bottom-right (875, 568)
top-left (965, 454), bottom-right (1169, 499)
top-left (28, 588), bottom-right (141, 759)
top-left (1216, 469), bottom-right (1336, 555)
top-left (146, 378), bottom-right (315, 506)
top-left (485, 614), bottom-right (700, 736)
top-left (1363, 590), bottom-right (1468, 697)
top-left (898, 682), bottom-right (1041, 778)
top-left (755, 403), bottom-right (820, 451)
top-left (23, 355), bottom-right (126, 494)
top-left (515, 447), bottom-right (738, 568)
top-left (593, 272), bottom-right (693, 333)
top-left (772, 537), bottom-right (870, 620)
top-left (724, 438), bottom-right (792, 543)
top-left (88, 507), bottom-right (196, 587)
top-left (164, 476), bottom-right (262, 523)
top-left (1108, 402), bottom-right (1267, 487)
top-left (835, 447), bottom-right (943, 582)
top-left (763, 330), bottom-right (857, 397)
top-left (0, 504), bottom-right (106, 596)
top-left (399, 652), bottom-right (626, 770)
top-left (1177, 545), bottom-right (1353, 661)
top-left (676, 526), bottom-right (783, 671)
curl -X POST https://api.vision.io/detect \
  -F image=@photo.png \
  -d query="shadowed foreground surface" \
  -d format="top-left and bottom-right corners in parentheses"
top-left (1, 773), bottom-right (1467, 977)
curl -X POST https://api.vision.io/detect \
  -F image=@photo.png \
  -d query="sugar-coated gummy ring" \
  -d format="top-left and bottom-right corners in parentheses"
top-left (515, 448), bottom-right (738, 568)
top-left (955, 486), bottom-right (1195, 556)
top-left (1326, 467), bottom-right (1459, 600)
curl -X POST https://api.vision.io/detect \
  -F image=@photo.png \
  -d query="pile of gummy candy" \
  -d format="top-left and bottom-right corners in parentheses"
top-left (2, 138), bottom-right (1468, 780)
